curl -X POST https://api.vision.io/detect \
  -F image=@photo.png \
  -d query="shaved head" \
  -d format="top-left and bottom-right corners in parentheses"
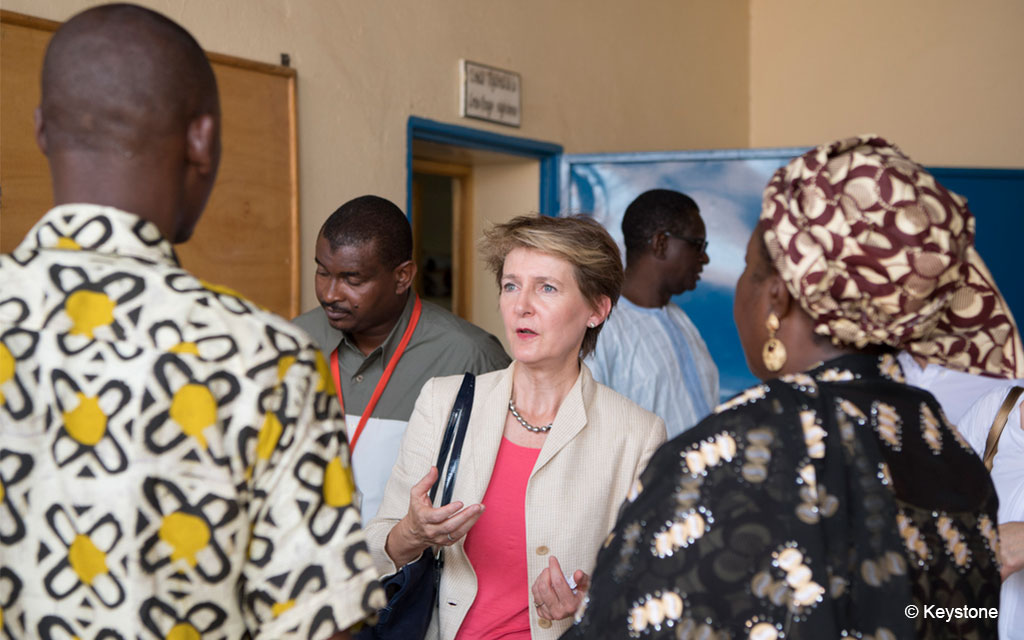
top-left (40, 3), bottom-right (218, 155)
top-left (622, 189), bottom-right (701, 262)
top-left (37, 3), bottom-right (221, 244)
top-left (320, 196), bottom-right (413, 269)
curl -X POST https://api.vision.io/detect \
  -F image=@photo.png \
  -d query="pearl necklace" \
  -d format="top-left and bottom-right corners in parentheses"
top-left (508, 399), bottom-right (552, 433)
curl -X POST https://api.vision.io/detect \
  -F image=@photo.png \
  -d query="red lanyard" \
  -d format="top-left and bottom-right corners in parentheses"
top-left (330, 296), bottom-right (422, 453)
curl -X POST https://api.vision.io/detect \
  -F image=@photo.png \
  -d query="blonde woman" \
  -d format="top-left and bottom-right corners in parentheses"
top-left (365, 215), bottom-right (665, 639)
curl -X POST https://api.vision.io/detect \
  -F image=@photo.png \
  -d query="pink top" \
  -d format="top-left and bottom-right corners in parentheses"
top-left (456, 437), bottom-right (541, 640)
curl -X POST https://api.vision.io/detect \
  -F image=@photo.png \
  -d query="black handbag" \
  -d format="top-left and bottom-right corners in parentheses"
top-left (358, 373), bottom-right (475, 640)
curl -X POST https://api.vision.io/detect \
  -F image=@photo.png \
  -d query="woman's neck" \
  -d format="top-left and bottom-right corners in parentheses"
top-left (786, 341), bottom-right (857, 375)
top-left (774, 305), bottom-right (861, 376)
top-left (510, 358), bottom-right (581, 425)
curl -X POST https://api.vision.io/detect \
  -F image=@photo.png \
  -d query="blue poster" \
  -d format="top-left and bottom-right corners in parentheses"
top-left (561, 150), bottom-right (1024, 402)
top-left (561, 147), bottom-right (808, 400)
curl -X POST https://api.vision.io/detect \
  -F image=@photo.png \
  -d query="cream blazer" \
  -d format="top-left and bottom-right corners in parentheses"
top-left (365, 361), bottom-right (665, 639)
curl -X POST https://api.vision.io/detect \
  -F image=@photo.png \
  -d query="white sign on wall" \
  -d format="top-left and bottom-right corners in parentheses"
top-left (460, 60), bottom-right (521, 127)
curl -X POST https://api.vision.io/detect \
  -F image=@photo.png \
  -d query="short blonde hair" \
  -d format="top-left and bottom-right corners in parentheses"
top-left (480, 214), bottom-right (622, 358)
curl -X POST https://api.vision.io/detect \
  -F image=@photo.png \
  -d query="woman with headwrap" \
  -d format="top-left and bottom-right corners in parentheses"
top-left (562, 136), bottom-right (1023, 640)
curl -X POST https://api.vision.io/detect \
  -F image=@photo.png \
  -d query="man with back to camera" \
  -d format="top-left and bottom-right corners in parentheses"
top-left (586, 189), bottom-right (719, 439)
top-left (293, 195), bottom-right (510, 521)
top-left (0, 5), bottom-right (382, 638)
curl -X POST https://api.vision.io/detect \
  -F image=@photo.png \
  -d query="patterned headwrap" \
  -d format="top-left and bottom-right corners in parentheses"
top-left (760, 134), bottom-right (1023, 379)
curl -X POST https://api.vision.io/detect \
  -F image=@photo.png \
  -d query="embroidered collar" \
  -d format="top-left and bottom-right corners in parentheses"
top-left (804, 352), bottom-right (906, 385)
top-left (15, 204), bottom-right (179, 267)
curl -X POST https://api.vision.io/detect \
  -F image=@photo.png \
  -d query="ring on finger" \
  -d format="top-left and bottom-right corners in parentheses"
top-left (447, 532), bottom-right (453, 542)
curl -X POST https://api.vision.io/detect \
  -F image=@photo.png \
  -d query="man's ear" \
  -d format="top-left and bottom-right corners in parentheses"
top-left (766, 273), bottom-right (793, 319)
top-left (394, 259), bottom-right (417, 295)
top-left (650, 231), bottom-right (669, 260)
top-left (34, 107), bottom-right (48, 156)
top-left (186, 113), bottom-right (218, 176)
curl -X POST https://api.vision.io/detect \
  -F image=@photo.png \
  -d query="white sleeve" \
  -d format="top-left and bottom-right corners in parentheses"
top-left (956, 385), bottom-right (1018, 457)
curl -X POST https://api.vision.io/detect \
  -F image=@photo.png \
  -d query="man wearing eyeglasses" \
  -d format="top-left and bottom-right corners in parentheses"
top-left (585, 189), bottom-right (719, 439)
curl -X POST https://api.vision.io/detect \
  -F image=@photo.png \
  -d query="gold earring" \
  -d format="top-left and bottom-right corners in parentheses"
top-left (762, 312), bottom-right (787, 372)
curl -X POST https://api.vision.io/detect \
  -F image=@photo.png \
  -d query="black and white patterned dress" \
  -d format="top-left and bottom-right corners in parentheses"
top-left (563, 353), bottom-right (1000, 640)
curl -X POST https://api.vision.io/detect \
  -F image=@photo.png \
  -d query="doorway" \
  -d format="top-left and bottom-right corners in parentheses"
top-left (411, 159), bottom-right (471, 317)
top-left (407, 117), bottom-right (562, 343)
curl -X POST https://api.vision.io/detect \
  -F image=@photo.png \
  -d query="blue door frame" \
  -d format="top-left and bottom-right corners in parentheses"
top-left (406, 116), bottom-right (563, 216)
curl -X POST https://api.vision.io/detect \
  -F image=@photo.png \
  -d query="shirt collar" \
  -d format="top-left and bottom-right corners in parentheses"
top-left (338, 292), bottom-right (416, 361)
top-left (15, 204), bottom-right (179, 266)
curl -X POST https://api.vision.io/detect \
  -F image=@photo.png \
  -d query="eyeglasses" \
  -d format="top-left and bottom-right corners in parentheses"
top-left (663, 231), bottom-right (708, 254)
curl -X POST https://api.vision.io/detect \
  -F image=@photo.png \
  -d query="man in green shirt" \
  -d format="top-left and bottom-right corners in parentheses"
top-left (293, 195), bottom-right (510, 519)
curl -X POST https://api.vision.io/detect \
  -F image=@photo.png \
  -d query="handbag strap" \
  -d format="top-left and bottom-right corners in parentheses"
top-left (982, 385), bottom-right (1024, 471)
top-left (428, 373), bottom-right (476, 505)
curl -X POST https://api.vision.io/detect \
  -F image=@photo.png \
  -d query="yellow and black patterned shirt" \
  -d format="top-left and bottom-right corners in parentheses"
top-left (0, 204), bottom-right (384, 639)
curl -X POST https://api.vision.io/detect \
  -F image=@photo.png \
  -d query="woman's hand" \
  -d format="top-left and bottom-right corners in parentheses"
top-left (531, 556), bottom-right (590, 622)
top-left (999, 521), bottom-right (1024, 580)
top-left (384, 466), bottom-right (485, 567)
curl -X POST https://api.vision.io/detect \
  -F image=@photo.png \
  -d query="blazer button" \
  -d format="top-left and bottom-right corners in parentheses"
top-left (538, 618), bottom-right (552, 629)
top-left (536, 545), bottom-right (549, 555)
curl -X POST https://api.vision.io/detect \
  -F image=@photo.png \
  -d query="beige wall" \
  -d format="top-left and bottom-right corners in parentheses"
top-left (4, 0), bottom-right (750, 313)
top-left (750, 0), bottom-right (1024, 167)
top-left (12, 0), bottom-right (1019, 316)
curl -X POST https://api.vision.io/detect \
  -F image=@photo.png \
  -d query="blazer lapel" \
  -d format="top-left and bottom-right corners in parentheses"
top-left (457, 363), bottom-right (514, 506)
top-left (533, 363), bottom-right (593, 474)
